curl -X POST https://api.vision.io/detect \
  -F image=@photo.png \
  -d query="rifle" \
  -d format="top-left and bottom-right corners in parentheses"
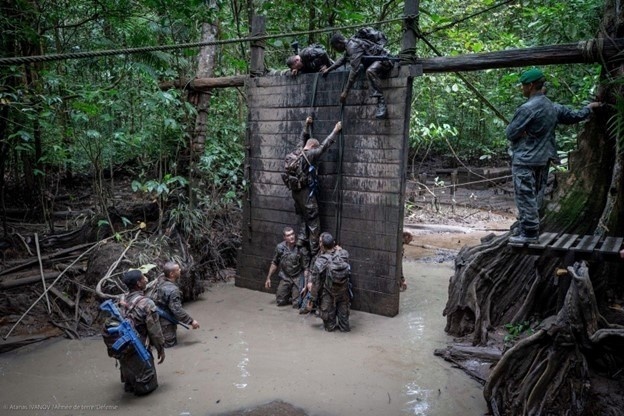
top-left (156, 307), bottom-right (190, 329)
top-left (361, 55), bottom-right (402, 66)
top-left (100, 300), bottom-right (152, 366)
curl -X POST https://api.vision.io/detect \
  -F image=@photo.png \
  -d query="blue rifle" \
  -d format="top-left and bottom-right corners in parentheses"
top-left (100, 300), bottom-right (152, 367)
top-left (156, 307), bottom-right (190, 329)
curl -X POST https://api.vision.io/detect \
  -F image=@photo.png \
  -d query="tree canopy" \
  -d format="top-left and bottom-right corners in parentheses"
top-left (0, 0), bottom-right (607, 227)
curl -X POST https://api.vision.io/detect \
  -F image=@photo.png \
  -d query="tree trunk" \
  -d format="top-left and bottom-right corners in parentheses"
top-left (443, 1), bottom-right (624, 414)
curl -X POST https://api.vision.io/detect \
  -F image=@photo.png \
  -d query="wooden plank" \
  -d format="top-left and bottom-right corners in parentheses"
top-left (528, 232), bottom-right (559, 249)
top-left (250, 132), bottom-right (406, 151)
top-left (549, 234), bottom-right (578, 251)
top-left (249, 120), bottom-right (406, 136)
top-left (571, 235), bottom-right (601, 254)
top-left (598, 237), bottom-right (624, 254)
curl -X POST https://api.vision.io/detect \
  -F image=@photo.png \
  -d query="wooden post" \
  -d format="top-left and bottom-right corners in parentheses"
top-left (451, 170), bottom-right (457, 214)
top-left (250, 15), bottom-right (266, 77)
top-left (401, 0), bottom-right (419, 60)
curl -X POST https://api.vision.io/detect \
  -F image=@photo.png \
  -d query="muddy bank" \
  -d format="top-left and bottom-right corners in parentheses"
top-left (0, 261), bottom-right (487, 416)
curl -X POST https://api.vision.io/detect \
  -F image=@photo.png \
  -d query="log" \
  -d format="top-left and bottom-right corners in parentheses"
top-left (418, 38), bottom-right (624, 73)
top-left (160, 75), bottom-right (246, 91)
top-left (162, 38), bottom-right (624, 93)
top-left (0, 242), bottom-right (92, 276)
top-left (0, 272), bottom-right (60, 289)
top-left (0, 329), bottom-right (62, 353)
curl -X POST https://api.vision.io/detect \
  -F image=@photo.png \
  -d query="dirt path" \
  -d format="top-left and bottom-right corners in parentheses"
top-left (0, 261), bottom-right (490, 416)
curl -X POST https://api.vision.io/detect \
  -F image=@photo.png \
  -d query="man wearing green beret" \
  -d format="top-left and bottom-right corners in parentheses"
top-left (507, 68), bottom-right (601, 244)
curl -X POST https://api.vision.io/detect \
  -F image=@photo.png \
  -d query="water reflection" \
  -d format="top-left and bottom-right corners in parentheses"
top-left (405, 381), bottom-right (431, 415)
top-left (233, 331), bottom-right (250, 389)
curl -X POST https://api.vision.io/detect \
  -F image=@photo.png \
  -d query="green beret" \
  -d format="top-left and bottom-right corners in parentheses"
top-left (519, 68), bottom-right (545, 84)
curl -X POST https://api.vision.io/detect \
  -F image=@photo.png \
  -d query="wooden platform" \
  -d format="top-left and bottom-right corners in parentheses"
top-left (509, 233), bottom-right (624, 262)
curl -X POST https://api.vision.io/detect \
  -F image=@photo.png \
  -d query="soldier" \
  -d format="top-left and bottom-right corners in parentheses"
top-left (307, 232), bottom-right (351, 332)
top-left (151, 261), bottom-right (200, 348)
top-left (322, 30), bottom-right (393, 119)
top-left (282, 117), bottom-right (342, 257)
top-left (507, 68), bottom-right (601, 243)
top-left (286, 44), bottom-right (333, 76)
top-left (265, 226), bottom-right (309, 308)
top-left (118, 269), bottom-right (165, 395)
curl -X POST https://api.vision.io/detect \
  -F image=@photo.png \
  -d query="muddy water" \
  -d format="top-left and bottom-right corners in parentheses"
top-left (0, 262), bottom-right (487, 416)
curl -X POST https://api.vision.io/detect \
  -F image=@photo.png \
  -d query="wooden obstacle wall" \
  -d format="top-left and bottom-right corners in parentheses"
top-left (235, 65), bottom-right (420, 317)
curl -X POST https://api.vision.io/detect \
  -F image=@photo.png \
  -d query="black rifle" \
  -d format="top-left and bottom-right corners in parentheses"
top-left (361, 55), bottom-right (402, 66)
top-left (157, 307), bottom-right (190, 329)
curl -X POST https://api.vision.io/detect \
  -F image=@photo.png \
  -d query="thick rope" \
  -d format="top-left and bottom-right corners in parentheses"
top-left (333, 72), bottom-right (349, 244)
top-left (0, 18), bottom-right (404, 66)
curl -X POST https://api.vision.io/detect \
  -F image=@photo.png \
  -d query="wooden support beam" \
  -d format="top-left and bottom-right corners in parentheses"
top-left (160, 38), bottom-right (624, 92)
top-left (418, 39), bottom-right (624, 73)
top-left (160, 76), bottom-right (246, 91)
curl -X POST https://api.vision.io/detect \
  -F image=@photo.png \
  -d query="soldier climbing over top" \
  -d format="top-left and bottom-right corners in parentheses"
top-left (281, 116), bottom-right (342, 257)
top-left (322, 28), bottom-right (395, 119)
top-left (286, 43), bottom-right (333, 76)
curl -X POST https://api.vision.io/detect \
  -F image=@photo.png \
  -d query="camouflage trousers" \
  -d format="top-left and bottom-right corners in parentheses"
top-left (291, 187), bottom-right (320, 257)
top-left (319, 286), bottom-right (350, 332)
top-left (365, 60), bottom-right (393, 98)
top-left (159, 320), bottom-right (178, 348)
top-left (276, 274), bottom-right (303, 307)
top-left (512, 164), bottom-right (549, 234)
top-left (119, 348), bottom-right (158, 395)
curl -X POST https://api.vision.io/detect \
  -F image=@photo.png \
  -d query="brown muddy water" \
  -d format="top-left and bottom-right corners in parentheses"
top-left (0, 261), bottom-right (488, 416)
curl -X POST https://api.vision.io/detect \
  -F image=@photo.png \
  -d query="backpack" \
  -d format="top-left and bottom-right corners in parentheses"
top-left (101, 297), bottom-right (142, 359)
top-left (281, 148), bottom-right (316, 192)
top-left (325, 250), bottom-right (351, 287)
top-left (354, 27), bottom-right (388, 47)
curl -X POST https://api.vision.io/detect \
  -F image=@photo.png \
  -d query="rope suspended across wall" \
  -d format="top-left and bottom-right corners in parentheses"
top-left (0, 18), bottom-right (405, 66)
top-left (0, 0), bottom-right (521, 66)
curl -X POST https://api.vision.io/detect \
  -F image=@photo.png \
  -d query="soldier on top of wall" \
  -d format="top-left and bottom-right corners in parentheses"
top-left (286, 43), bottom-right (333, 76)
top-left (322, 28), bottom-right (394, 119)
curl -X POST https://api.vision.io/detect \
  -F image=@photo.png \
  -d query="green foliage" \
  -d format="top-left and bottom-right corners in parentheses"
top-left (504, 321), bottom-right (534, 343)
top-left (0, 0), bottom-right (607, 223)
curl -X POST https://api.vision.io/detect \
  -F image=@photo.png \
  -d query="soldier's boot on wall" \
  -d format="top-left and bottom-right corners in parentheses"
top-left (375, 96), bottom-right (387, 119)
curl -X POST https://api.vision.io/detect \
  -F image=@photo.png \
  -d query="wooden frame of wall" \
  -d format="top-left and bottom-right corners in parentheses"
top-left (236, 65), bottom-right (421, 317)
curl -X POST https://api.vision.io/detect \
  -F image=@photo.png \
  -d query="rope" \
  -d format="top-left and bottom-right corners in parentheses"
top-left (418, 34), bottom-right (509, 125)
top-left (0, 0), bottom-right (520, 67)
top-left (409, 174), bottom-right (513, 191)
top-left (0, 18), bottom-right (405, 66)
top-left (333, 72), bottom-right (349, 244)
top-left (422, 0), bottom-right (518, 37)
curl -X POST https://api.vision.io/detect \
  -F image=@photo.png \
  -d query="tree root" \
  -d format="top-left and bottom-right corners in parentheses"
top-left (484, 261), bottom-right (624, 415)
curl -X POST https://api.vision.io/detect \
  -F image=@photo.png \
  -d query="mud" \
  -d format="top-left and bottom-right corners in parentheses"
top-left (0, 261), bottom-right (489, 416)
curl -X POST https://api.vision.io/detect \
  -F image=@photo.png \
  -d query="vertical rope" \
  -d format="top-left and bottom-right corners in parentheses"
top-left (334, 72), bottom-right (349, 244)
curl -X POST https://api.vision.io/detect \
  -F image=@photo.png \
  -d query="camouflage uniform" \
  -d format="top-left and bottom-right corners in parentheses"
top-left (310, 247), bottom-right (351, 332)
top-left (326, 36), bottom-right (393, 100)
top-left (271, 240), bottom-right (308, 307)
top-left (506, 93), bottom-right (593, 236)
top-left (291, 123), bottom-right (340, 256)
top-left (152, 276), bottom-right (195, 348)
top-left (119, 291), bottom-right (164, 395)
top-left (298, 44), bottom-right (333, 74)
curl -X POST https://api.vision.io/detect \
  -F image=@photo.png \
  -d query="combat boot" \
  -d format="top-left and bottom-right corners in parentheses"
top-left (509, 228), bottom-right (539, 244)
top-left (375, 97), bottom-right (387, 119)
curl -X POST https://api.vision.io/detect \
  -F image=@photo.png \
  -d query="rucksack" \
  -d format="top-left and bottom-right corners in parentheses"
top-left (281, 148), bottom-right (316, 192)
top-left (100, 297), bottom-right (142, 359)
top-left (325, 250), bottom-right (351, 287)
top-left (354, 27), bottom-right (388, 47)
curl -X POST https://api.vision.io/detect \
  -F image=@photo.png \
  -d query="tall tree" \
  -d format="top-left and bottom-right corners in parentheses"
top-left (442, 1), bottom-right (624, 414)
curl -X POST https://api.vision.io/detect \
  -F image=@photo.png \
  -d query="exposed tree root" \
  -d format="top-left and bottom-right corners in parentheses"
top-left (484, 262), bottom-right (624, 416)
